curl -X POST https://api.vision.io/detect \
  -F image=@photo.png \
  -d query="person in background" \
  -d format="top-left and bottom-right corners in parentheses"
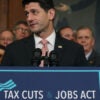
top-left (1, 0), bottom-right (87, 66)
top-left (13, 20), bottom-right (31, 40)
top-left (58, 26), bottom-right (75, 41)
top-left (75, 26), bottom-right (100, 66)
top-left (55, 0), bottom-right (100, 53)
top-left (0, 45), bottom-right (5, 64)
top-left (0, 29), bottom-right (15, 47)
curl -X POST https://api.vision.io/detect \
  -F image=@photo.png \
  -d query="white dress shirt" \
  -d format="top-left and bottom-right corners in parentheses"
top-left (85, 50), bottom-right (92, 60)
top-left (34, 31), bottom-right (56, 52)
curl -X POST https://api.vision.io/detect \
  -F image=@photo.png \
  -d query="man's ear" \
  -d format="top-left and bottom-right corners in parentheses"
top-left (48, 9), bottom-right (55, 20)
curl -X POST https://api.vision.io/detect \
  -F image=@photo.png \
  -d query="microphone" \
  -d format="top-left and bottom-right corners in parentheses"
top-left (32, 48), bottom-right (42, 66)
top-left (49, 50), bottom-right (59, 66)
top-left (44, 51), bottom-right (49, 66)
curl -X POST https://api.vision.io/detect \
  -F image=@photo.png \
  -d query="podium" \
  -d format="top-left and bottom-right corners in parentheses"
top-left (0, 67), bottom-right (100, 99)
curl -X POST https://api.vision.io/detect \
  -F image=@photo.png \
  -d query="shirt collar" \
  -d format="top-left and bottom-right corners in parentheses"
top-left (34, 31), bottom-right (56, 46)
top-left (34, 34), bottom-right (41, 46)
top-left (46, 31), bottom-right (56, 46)
top-left (85, 50), bottom-right (93, 60)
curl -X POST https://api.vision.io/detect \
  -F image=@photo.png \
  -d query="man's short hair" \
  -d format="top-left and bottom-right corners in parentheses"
top-left (22, 0), bottom-right (54, 11)
top-left (76, 26), bottom-right (95, 38)
top-left (59, 26), bottom-right (73, 33)
top-left (0, 29), bottom-right (15, 40)
top-left (13, 20), bottom-right (28, 30)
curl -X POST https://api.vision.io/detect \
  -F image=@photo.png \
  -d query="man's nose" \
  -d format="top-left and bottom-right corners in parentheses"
top-left (27, 13), bottom-right (34, 21)
top-left (4, 40), bottom-right (8, 47)
top-left (81, 38), bottom-right (86, 43)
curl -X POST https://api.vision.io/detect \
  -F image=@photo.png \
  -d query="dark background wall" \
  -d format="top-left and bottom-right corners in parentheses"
top-left (0, 0), bottom-right (8, 31)
top-left (0, 0), bottom-right (25, 31)
top-left (54, 0), bottom-right (96, 30)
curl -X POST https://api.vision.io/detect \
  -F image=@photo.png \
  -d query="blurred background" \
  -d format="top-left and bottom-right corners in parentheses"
top-left (0, 0), bottom-right (99, 52)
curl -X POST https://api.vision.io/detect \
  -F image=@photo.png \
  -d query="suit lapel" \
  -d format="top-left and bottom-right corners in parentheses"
top-left (88, 50), bottom-right (96, 65)
top-left (54, 34), bottom-right (64, 60)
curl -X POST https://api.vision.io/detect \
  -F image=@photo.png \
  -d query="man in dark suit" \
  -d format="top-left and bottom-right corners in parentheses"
top-left (1, 0), bottom-right (87, 66)
top-left (75, 26), bottom-right (100, 66)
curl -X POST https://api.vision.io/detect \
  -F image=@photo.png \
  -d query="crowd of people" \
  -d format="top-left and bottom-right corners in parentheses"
top-left (0, 20), bottom-right (31, 64)
top-left (0, 0), bottom-right (100, 66)
top-left (59, 26), bottom-right (100, 66)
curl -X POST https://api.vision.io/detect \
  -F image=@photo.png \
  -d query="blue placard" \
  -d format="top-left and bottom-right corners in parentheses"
top-left (0, 67), bottom-right (100, 100)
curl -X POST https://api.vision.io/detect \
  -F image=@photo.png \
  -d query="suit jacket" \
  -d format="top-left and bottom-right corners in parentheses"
top-left (88, 50), bottom-right (100, 66)
top-left (1, 34), bottom-right (88, 66)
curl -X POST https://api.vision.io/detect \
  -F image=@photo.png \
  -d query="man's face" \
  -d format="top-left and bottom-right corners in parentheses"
top-left (0, 31), bottom-right (14, 47)
top-left (76, 29), bottom-right (95, 54)
top-left (60, 28), bottom-right (74, 40)
top-left (24, 2), bottom-right (55, 34)
top-left (14, 24), bottom-right (31, 40)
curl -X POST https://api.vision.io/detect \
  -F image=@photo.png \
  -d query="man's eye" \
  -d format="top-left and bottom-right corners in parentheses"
top-left (31, 10), bottom-right (38, 15)
top-left (24, 11), bottom-right (29, 17)
top-left (85, 37), bottom-right (90, 39)
top-left (78, 37), bottom-right (82, 39)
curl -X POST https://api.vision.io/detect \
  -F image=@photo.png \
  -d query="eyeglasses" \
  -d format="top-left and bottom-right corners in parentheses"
top-left (0, 38), bottom-right (13, 42)
top-left (16, 27), bottom-right (31, 34)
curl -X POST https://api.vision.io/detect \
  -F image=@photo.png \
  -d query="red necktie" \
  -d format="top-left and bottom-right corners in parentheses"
top-left (39, 39), bottom-right (48, 67)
